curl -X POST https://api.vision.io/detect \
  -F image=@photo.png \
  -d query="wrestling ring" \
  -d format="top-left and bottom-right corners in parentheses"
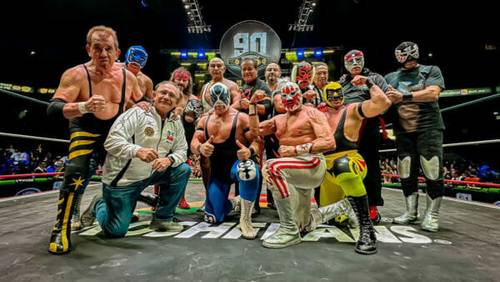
top-left (0, 87), bottom-right (499, 281)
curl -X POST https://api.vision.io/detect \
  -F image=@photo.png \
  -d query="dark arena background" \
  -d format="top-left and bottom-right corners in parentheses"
top-left (0, 0), bottom-right (499, 281)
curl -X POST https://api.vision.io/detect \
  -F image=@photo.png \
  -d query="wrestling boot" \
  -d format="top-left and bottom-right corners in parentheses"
top-left (149, 219), bottom-right (184, 232)
top-left (263, 192), bottom-right (301, 248)
top-left (369, 205), bottom-right (382, 225)
top-left (178, 196), bottom-right (191, 209)
top-left (295, 189), bottom-right (312, 233)
top-left (305, 199), bottom-right (359, 232)
top-left (70, 192), bottom-right (83, 231)
top-left (48, 186), bottom-right (80, 254)
top-left (347, 195), bottom-right (377, 255)
top-left (393, 193), bottom-right (419, 224)
top-left (421, 195), bottom-right (442, 232)
top-left (240, 199), bottom-right (257, 239)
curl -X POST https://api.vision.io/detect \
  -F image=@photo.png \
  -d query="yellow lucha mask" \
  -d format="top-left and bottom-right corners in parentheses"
top-left (322, 82), bottom-right (343, 107)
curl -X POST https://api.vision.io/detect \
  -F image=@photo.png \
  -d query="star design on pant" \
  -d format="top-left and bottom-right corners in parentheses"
top-left (71, 176), bottom-right (85, 190)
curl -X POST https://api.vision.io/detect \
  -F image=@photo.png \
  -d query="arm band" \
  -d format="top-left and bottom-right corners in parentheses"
top-left (249, 104), bottom-right (257, 116)
top-left (295, 143), bottom-right (313, 155)
top-left (47, 98), bottom-right (66, 117)
top-left (357, 102), bottom-right (366, 118)
top-left (77, 102), bottom-right (89, 114)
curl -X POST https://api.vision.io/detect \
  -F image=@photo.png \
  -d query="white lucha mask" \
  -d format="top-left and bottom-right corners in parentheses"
top-left (395, 41), bottom-right (419, 64)
top-left (237, 160), bottom-right (257, 181)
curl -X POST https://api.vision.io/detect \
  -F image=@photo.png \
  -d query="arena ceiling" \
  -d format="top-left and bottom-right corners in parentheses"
top-left (1, 0), bottom-right (499, 88)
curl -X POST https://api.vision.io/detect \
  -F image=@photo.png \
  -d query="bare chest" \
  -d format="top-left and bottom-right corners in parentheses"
top-left (206, 115), bottom-right (236, 142)
top-left (80, 73), bottom-right (126, 104)
top-left (275, 114), bottom-right (313, 139)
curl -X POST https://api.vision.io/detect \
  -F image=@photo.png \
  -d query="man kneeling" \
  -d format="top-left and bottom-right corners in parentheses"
top-left (80, 81), bottom-right (191, 237)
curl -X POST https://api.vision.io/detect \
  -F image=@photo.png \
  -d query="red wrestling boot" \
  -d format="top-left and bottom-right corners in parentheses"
top-left (178, 196), bottom-right (191, 209)
top-left (369, 205), bottom-right (381, 225)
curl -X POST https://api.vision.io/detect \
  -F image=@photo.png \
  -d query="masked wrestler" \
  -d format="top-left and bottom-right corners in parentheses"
top-left (191, 83), bottom-right (261, 239)
top-left (385, 41), bottom-right (446, 232)
top-left (248, 82), bottom-right (335, 248)
top-left (319, 81), bottom-right (391, 254)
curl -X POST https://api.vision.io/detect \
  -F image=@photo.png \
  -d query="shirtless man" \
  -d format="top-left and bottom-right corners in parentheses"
top-left (124, 45), bottom-right (153, 101)
top-left (191, 83), bottom-right (261, 239)
top-left (46, 25), bottom-right (142, 254)
top-left (249, 82), bottom-right (335, 248)
top-left (319, 79), bottom-right (391, 254)
top-left (200, 58), bottom-right (241, 112)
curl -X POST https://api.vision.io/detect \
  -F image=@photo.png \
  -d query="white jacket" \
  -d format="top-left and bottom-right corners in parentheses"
top-left (102, 107), bottom-right (187, 187)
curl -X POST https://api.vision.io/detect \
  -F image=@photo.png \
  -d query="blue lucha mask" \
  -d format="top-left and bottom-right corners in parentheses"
top-left (184, 99), bottom-right (203, 120)
top-left (125, 45), bottom-right (148, 69)
top-left (210, 82), bottom-right (230, 107)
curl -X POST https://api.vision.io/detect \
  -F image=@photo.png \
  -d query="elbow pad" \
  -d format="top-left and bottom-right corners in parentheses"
top-left (47, 98), bottom-right (66, 117)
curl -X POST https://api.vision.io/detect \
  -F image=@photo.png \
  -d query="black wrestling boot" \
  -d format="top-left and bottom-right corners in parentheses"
top-left (347, 195), bottom-right (377, 255)
top-left (48, 188), bottom-right (77, 255)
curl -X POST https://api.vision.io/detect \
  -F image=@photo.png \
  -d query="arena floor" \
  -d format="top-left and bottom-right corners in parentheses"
top-left (1, 183), bottom-right (499, 281)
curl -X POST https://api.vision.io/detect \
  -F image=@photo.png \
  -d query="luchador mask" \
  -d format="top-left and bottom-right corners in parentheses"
top-left (322, 82), bottom-right (344, 108)
top-left (210, 82), bottom-right (231, 107)
top-left (395, 41), bottom-right (419, 64)
top-left (184, 99), bottom-right (203, 120)
top-left (173, 69), bottom-right (191, 81)
top-left (280, 82), bottom-right (302, 112)
top-left (293, 62), bottom-right (314, 90)
top-left (344, 50), bottom-right (365, 73)
top-left (125, 45), bottom-right (148, 69)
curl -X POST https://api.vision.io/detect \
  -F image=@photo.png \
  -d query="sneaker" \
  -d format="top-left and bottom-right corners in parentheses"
top-left (178, 197), bottom-right (191, 209)
top-left (149, 219), bottom-right (184, 232)
top-left (369, 205), bottom-right (381, 225)
top-left (80, 194), bottom-right (101, 228)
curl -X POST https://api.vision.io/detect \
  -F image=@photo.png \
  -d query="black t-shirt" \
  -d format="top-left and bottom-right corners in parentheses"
top-left (242, 78), bottom-right (273, 120)
top-left (385, 64), bottom-right (446, 134)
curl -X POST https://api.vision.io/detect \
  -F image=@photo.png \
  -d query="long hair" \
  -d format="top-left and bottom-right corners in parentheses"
top-left (169, 67), bottom-right (193, 96)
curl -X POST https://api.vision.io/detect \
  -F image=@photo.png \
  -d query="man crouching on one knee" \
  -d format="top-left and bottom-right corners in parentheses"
top-left (80, 81), bottom-right (191, 237)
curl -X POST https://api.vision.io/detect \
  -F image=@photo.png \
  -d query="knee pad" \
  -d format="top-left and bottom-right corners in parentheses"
top-left (398, 156), bottom-right (411, 179)
top-left (420, 155), bottom-right (440, 181)
top-left (329, 156), bottom-right (358, 180)
top-left (237, 160), bottom-right (257, 181)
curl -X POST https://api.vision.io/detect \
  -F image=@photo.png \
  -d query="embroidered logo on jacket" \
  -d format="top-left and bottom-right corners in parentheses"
top-left (144, 127), bottom-right (155, 137)
top-left (166, 130), bottom-right (175, 143)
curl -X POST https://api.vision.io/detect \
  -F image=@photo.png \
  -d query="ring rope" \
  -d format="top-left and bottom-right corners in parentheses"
top-left (0, 88), bottom-right (49, 106)
top-left (379, 138), bottom-right (500, 153)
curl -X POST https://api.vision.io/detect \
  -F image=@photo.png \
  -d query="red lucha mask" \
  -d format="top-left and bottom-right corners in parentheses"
top-left (296, 63), bottom-right (313, 89)
top-left (280, 82), bottom-right (302, 111)
top-left (174, 70), bottom-right (191, 81)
